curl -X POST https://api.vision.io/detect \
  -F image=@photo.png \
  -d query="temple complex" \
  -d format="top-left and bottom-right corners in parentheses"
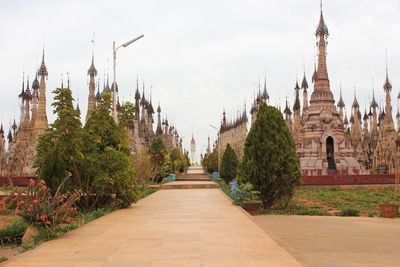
top-left (219, 3), bottom-right (400, 176)
top-left (218, 107), bottom-right (248, 162)
top-left (1, 50), bottom-right (182, 177)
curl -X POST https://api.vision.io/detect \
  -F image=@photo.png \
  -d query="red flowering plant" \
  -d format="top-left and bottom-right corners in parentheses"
top-left (1, 176), bottom-right (81, 228)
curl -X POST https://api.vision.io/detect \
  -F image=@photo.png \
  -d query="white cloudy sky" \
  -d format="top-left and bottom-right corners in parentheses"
top-left (1, 0), bottom-right (400, 161)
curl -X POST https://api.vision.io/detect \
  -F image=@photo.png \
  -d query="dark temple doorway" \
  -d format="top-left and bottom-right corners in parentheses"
top-left (326, 136), bottom-right (336, 170)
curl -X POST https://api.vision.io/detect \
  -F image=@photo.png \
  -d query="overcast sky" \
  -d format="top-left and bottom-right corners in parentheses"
top-left (1, 0), bottom-right (400, 161)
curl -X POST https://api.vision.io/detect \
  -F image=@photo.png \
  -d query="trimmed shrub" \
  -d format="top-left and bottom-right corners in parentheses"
top-left (220, 144), bottom-right (239, 184)
top-left (240, 103), bottom-right (301, 208)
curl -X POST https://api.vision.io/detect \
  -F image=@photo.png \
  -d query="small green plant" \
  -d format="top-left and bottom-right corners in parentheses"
top-left (339, 208), bottom-right (360, 217)
top-left (0, 219), bottom-right (27, 245)
top-left (234, 183), bottom-right (261, 205)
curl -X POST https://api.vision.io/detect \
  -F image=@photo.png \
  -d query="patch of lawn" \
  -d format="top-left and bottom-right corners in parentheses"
top-left (295, 186), bottom-right (399, 216)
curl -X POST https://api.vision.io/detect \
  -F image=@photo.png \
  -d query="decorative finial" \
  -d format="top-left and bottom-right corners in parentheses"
top-left (91, 32), bottom-right (95, 56)
top-left (61, 72), bottom-right (64, 88)
top-left (38, 42), bottom-right (48, 77)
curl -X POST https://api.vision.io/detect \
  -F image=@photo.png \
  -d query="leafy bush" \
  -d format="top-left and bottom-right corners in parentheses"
top-left (0, 219), bottom-right (27, 245)
top-left (239, 103), bottom-right (301, 208)
top-left (148, 138), bottom-right (171, 183)
top-left (234, 183), bottom-right (261, 205)
top-left (133, 152), bottom-right (158, 185)
top-left (35, 89), bottom-right (139, 210)
top-left (169, 148), bottom-right (187, 173)
top-left (202, 151), bottom-right (218, 173)
top-left (2, 178), bottom-right (80, 228)
top-left (339, 208), bottom-right (360, 217)
top-left (220, 144), bottom-right (239, 184)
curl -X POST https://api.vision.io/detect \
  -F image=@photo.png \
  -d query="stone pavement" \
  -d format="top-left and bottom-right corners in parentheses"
top-left (160, 180), bottom-right (219, 189)
top-left (4, 186), bottom-right (302, 266)
top-left (254, 215), bottom-right (400, 267)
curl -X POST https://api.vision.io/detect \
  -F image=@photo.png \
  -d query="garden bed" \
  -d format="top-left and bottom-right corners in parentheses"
top-left (217, 180), bottom-right (399, 217)
top-left (263, 186), bottom-right (399, 217)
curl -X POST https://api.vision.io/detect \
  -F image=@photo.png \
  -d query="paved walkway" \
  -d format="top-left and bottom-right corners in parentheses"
top-left (254, 215), bottom-right (400, 267)
top-left (5, 186), bottom-right (302, 266)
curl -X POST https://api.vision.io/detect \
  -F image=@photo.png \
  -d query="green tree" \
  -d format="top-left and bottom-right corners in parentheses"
top-left (203, 151), bottom-right (218, 174)
top-left (118, 101), bottom-right (136, 130)
top-left (239, 103), bottom-right (301, 208)
top-left (220, 144), bottom-right (239, 184)
top-left (169, 148), bottom-right (187, 173)
top-left (36, 91), bottom-right (139, 210)
top-left (82, 92), bottom-right (137, 208)
top-left (148, 137), bottom-right (170, 182)
top-left (35, 88), bottom-right (83, 194)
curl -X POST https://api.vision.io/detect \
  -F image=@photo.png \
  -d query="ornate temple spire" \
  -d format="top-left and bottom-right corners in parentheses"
top-left (344, 111), bottom-right (349, 128)
top-left (315, 0), bottom-right (329, 82)
top-left (302, 70), bottom-right (309, 113)
top-left (316, 0), bottom-right (329, 37)
top-left (337, 84), bottom-right (345, 121)
top-left (284, 98), bottom-right (292, 116)
top-left (337, 85), bottom-right (345, 108)
top-left (7, 129), bottom-right (12, 143)
top-left (86, 52), bottom-right (97, 123)
top-left (383, 63), bottom-right (395, 131)
top-left (135, 76), bottom-right (140, 100)
top-left (293, 79), bottom-right (301, 112)
top-left (312, 61), bottom-right (317, 83)
top-left (103, 73), bottom-right (111, 93)
top-left (87, 54), bottom-right (97, 77)
top-left (76, 101), bottom-right (80, 113)
top-left (284, 98), bottom-right (292, 130)
top-left (96, 79), bottom-right (101, 102)
top-left (370, 85), bottom-right (378, 109)
top-left (21, 76), bottom-right (32, 129)
top-left (301, 70), bottom-right (309, 91)
top-left (351, 88), bottom-right (362, 146)
top-left (363, 108), bottom-right (369, 137)
top-left (352, 89), bottom-right (359, 109)
top-left (12, 119), bottom-right (17, 135)
top-left (262, 74), bottom-right (269, 102)
top-left (38, 48), bottom-right (48, 77)
top-left (34, 47), bottom-right (48, 130)
top-left (140, 81), bottom-right (146, 107)
top-left (293, 78), bottom-right (301, 136)
top-left (19, 71), bottom-right (25, 125)
top-left (308, 0), bottom-right (335, 109)
top-left (156, 103), bottom-right (162, 136)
